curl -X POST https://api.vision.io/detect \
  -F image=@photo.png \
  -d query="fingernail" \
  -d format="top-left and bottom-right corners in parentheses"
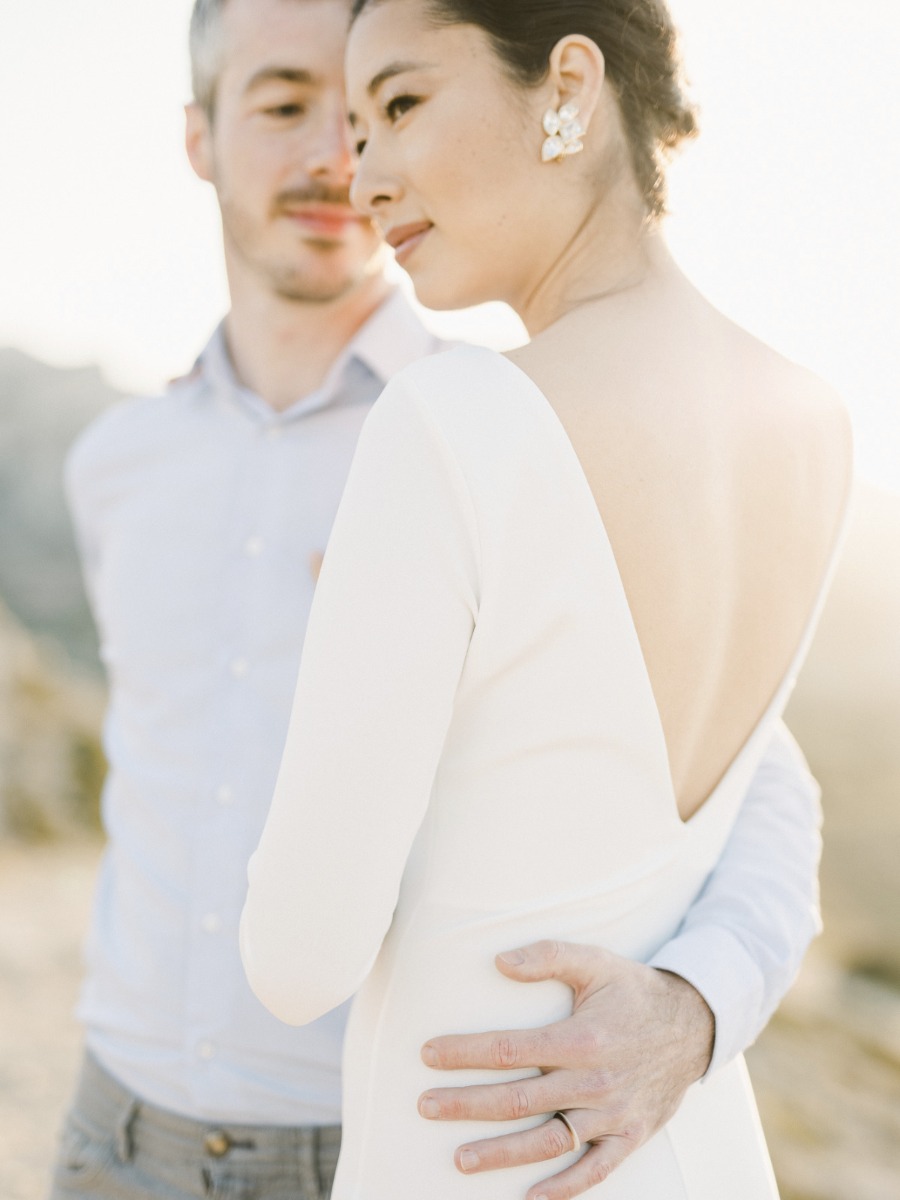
top-left (498, 949), bottom-right (525, 965)
top-left (459, 1148), bottom-right (480, 1172)
top-left (419, 1097), bottom-right (440, 1119)
top-left (421, 1043), bottom-right (438, 1066)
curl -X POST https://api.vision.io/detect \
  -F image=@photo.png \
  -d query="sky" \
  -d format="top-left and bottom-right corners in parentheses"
top-left (1, 0), bottom-right (898, 489)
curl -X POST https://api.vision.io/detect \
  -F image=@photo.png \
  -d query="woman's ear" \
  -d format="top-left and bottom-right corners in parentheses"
top-left (546, 35), bottom-right (606, 132)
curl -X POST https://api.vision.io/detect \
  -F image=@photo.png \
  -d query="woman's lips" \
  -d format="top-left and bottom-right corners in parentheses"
top-left (385, 221), bottom-right (433, 266)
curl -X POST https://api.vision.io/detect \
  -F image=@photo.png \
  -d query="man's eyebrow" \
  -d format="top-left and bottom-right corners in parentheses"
top-left (244, 67), bottom-right (317, 94)
top-left (366, 60), bottom-right (434, 96)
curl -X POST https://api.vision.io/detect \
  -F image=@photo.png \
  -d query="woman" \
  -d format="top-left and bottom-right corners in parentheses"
top-left (240, 1), bottom-right (852, 1196)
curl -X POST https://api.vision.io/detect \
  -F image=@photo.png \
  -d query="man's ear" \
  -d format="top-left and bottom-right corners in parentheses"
top-left (185, 101), bottom-right (215, 183)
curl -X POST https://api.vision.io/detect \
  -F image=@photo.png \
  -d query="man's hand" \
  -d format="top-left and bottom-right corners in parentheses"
top-left (418, 941), bottom-right (715, 1199)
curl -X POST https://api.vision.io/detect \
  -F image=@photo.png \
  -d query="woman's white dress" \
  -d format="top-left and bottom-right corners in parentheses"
top-left (241, 345), bottom-right (840, 1198)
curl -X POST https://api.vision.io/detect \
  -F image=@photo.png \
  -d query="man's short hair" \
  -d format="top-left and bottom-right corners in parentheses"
top-left (190, 0), bottom-right (229, 116)
top-left (190, 0), bottom-right (323, 118)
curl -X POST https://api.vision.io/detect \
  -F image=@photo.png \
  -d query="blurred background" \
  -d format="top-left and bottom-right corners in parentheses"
top-left (0, 0), bottom-right (898, 1197)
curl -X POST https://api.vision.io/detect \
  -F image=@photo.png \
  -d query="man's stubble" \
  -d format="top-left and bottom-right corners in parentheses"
top-left (218, 177), bottom-right (379, 305)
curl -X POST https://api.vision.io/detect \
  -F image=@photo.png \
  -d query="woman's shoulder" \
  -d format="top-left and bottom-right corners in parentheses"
top-left (368, 342), bottom-right (542, 446)
top-left (720, 323), bottom-right (854, 561)
top-left (385, 342), bottom-right (525, 400)
top-left (732, 324), bottom-right (853, 491)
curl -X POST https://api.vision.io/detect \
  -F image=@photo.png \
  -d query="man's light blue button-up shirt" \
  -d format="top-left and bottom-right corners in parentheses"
top-left (66, 292), bottom-right (445, 1124)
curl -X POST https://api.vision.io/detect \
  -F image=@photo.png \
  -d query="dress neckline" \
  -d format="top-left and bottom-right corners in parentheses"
top-left (461, 343), bottom-right (850, 832)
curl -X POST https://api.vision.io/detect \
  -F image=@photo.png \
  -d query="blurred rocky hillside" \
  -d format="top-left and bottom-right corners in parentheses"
top-left (759, 481), bottom-right (900, 1197)
top-left (0, 348), bottom-right (121, 670)
top-left (0, 349), bottom-right (115, 836)
top-left (0, 599), bottom-right (105, 838)
top-left (785, 483), bottom-right (900, 983)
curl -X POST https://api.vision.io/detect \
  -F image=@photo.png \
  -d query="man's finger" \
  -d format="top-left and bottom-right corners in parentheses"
top-left (422, 942), bottom-right (619, 1072)
top-left (422, 1020), bottom-right (590, 1073)
top-left (452, 1113), bottom-right (589, 1175)
top-left (419, 1071), bottom-right (592, 1123)
top-left (495, 941), bottom-right (615, 995)
top-left (526, 1136), bottom-right (635, 1200)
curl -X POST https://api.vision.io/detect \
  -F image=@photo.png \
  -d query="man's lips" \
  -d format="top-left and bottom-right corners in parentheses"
top-left (281, 206), bottom-right (365, 236)
top-left (385, 221), bottom-right (433, 265)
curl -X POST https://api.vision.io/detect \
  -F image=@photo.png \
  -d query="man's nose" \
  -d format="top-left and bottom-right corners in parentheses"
top-left (305, 108), bottom-right (356, 184)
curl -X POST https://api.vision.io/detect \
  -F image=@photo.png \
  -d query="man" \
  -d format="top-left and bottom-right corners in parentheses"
top-left (50, 1), bottom-right (824, 1197)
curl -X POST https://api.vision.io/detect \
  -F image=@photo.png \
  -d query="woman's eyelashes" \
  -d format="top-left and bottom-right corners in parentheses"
top-left (354, 94), bottom-right (421, 156)
top-left (384, 93), bottom-right (420, 122)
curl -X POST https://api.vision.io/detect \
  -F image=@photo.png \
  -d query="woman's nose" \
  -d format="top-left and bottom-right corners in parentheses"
top-left (349, 144), bottom-right (402, 219)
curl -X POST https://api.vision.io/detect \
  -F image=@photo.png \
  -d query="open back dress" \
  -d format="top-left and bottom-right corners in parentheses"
top-left (241, 344), bottom-right (845, 1198)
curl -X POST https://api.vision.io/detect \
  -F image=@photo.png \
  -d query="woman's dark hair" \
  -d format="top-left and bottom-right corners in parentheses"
top-left (350, 0), bottom-right (697, 217)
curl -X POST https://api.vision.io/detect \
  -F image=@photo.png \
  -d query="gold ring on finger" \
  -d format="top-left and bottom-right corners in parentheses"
top-left (553, 1110), bottom-right (581, 1153)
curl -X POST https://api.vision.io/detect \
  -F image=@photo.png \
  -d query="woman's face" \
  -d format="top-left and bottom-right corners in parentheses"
top-left (346, 1), bottom-right (562, 311)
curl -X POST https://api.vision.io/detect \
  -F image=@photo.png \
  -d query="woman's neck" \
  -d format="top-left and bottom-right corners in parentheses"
top-left (515, 181), bottom-right (672, 337)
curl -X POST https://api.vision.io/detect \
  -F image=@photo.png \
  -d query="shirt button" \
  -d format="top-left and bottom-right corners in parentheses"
top-left (243, 535), bottom-right (265, 557)
top-left (197, 1040), bottom-right (216, 1061)
top-left (201, 913), bottom-right (222, 935)
top-left (229, 657), bottom-right (250, 680)
top-left (204, 1130), bottom-right (232, 1157)
top-left (216, 785), bottom-right (235, 807)
top-left (265, 425), bottom-right (283, 442)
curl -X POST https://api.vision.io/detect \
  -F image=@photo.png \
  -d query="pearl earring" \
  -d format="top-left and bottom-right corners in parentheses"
top-left (541, 102), bottom-right (585, 163)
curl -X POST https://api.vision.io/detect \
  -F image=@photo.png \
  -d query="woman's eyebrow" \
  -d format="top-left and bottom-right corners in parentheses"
top-left (366, 60), bottom-right (435, 96)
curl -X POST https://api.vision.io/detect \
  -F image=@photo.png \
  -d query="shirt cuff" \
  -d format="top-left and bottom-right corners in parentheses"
top-left (648, 923), bottom-right (766, 1078)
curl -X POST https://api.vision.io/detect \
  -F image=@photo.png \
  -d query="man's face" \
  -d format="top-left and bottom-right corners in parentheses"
top-left (187, 0), bottom-right (385, 303)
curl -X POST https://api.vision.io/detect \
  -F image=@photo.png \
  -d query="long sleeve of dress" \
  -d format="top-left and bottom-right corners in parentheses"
top-left (240, 380), bottom-right (480, 1026)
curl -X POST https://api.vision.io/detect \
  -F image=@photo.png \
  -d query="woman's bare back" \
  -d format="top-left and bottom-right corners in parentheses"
top-left (509, 275), bottom-right (852, 821)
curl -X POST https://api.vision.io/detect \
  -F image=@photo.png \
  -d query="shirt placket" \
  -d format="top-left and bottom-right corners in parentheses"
top-left (182, 415), bottom-right (277, 1102)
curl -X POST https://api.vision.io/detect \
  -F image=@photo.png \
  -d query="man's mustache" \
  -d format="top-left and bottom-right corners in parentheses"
top-left (274, 185), bottom-right (355, 210)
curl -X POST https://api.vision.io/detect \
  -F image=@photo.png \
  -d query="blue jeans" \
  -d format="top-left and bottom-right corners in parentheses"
top-left (49, 1053), bottom-right (341, 1199)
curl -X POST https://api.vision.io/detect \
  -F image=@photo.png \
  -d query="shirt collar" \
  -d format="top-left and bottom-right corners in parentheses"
top-left (345, 287), bottom-right (442, 386)
top-left (194, 289), bottom-right (438, 424)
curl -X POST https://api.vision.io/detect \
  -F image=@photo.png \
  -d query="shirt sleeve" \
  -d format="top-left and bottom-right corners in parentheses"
top-left (240, 379), bottom-right (480, 1026)
top-left (648, 720), bottom-right (823, 1075)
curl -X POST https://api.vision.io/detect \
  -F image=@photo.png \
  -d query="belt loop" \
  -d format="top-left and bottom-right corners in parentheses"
top-left (115, 1098), bottom-right (140, 1163)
